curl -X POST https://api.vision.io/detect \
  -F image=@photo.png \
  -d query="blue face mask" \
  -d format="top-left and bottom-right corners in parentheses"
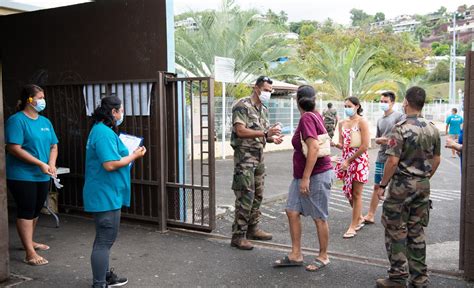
top-left (33, 99), bottom-right (46, 112)
top-left (380, 103), bottom-right (390, 112)
top-left (116, 112), bottom-right (124, 126)
top-left (344, 107), bottom-right (355, 117)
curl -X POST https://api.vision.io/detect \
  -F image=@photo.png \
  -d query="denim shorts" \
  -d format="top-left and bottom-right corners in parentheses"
top-left (374, 162), bottom-right (385, 185)
top-left (286, 169), bottom-right (333, 220)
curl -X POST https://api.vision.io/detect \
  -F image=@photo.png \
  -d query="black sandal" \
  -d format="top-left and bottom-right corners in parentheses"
top-left (273, 256), bottom-right (304, 268)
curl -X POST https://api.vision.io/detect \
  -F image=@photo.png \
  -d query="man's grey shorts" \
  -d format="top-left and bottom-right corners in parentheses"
top-left (286, 169), bottom-right (333, 221)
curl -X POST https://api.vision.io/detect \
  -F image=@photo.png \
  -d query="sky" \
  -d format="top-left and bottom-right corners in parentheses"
top-left (7, 0), bottom-right (473, 24)
top-left (175, 0), bottom-right (471, 24)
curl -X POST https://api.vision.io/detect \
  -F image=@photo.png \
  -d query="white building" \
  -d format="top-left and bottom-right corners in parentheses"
top-left (392, 19), bottom-right (421, 33)
top-left (175, 17), bottom-right (198, 31)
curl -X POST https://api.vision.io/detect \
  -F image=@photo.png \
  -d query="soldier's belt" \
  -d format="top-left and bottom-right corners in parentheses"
top-left (393, 173), bottom-right (429, 180)
top-left (237, 146), bottom-right (264, 152)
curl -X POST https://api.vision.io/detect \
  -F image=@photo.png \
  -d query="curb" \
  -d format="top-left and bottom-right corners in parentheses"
top-left (169, 227), bottom-right (464, 280)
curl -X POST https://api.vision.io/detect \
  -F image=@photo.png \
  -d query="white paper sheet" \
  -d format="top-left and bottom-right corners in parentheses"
top-left (119, 133), bottom-right (144, 156)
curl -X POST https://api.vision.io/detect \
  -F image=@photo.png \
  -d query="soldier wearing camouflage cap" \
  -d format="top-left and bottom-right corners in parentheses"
top-left (375, 86), bottom-right (441, 288)
top-left (230, 76), bottom-right (284, 250)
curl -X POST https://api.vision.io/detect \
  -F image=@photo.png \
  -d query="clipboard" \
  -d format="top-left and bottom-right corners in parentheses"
top-left (119, 133), bottom-right (144, 165)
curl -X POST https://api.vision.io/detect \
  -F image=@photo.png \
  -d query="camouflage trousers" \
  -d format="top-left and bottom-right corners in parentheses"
top-left (324, 124), bottom-right (335, 139)
top-left (382, 175), bottom-right (431, 287)
top-left (231, 147), bottom-right (265, 236)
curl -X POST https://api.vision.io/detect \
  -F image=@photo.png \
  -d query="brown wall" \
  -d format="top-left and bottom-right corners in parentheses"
top-left (461, 51), bottom-right (474, 279)
top-left (0, 0), bottom-right (170, 281)
top-left (0, 0), bottom-right (169, 115)
top-left (0, 62), bottom-right (9, 282)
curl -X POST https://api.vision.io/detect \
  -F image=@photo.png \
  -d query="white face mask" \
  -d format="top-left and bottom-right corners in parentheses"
top-left (259, 90), bottom-right (272, 102)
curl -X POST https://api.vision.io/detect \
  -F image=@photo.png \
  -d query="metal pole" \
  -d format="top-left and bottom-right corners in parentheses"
top-left (290, 96), bottom-right (294, 134)
top-left (450, 12), bottom-right (457, 105)
top-left (349, 67), bottom-right (353, 97)
top-left (221, 82), bottom-right (226, 160)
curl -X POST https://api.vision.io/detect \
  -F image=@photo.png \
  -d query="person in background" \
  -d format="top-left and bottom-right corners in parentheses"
top-left (333, 97), bottom-right (370, 239)
top-left (230, 76), bottom-right (284, 250)
top-left (364, 91), bottom-right (404, 224)
top-left (445, 108), bottom-right (463, 158)
top-left (323, 102), bottom-right (339, 140)
top-left (273, 85), bottom-right (333, 272)
top-left (375, 86), bottom-right (441, 288)
top-left (5, 84), bottom-right (58, 266)
top-left (83, 96), bottom-right (146, 288)
top-left (446, 129), bottom-right (463, 170)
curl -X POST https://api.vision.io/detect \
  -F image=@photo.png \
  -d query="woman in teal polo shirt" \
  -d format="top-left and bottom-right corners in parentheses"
top-left (6, 84), bottom-right (58, 266)
top-left (83, 96), bottom-right (146, 288)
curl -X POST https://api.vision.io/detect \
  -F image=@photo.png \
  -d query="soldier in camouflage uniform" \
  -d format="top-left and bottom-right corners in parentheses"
top-left (230, 76), bottom-right (284, 250)
top-left (375, 87), bottom-right (441, 288)
top-left (322, 103), bottom-right (338, 139)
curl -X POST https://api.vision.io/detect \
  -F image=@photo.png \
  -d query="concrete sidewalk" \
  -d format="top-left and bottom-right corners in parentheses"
top-left (4, 214), bottom-right (471, 287)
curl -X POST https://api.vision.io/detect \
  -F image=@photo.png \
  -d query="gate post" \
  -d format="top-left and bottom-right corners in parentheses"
top-left (157, 72), bottom-right (168, 232)
top-left (0, 63), bottom-right (10, 282)
top-left (460, 51), bottom-right (474, 279)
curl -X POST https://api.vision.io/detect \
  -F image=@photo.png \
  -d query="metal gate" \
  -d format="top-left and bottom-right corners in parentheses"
top-left (163, 75), bottom-right (216, 232)
top-left (40, 72), bottom-right (215, 232)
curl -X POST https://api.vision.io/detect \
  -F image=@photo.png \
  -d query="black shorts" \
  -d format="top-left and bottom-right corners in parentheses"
top-left (7, 179), bottom-right (50, 220)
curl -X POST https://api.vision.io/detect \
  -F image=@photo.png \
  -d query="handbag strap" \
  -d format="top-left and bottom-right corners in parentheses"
top-left (304, 112), bottom-right (326, 135)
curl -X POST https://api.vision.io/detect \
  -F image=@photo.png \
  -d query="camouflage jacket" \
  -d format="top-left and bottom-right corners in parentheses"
top-left (386, 115), bottom-right (441, 178)
top-left (230, 97), bottom-right (269, 150)
top-left (323, 108), bottom-right (338, 126)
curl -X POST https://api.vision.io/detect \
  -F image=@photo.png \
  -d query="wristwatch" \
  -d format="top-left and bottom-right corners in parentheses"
top-left (264, 129), bottom-right (269, 138)
top-left (379, 184), bottom-right (387, 189)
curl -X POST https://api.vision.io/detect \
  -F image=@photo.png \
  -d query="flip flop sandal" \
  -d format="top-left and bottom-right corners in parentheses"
top-left (305, 259), bottom-right (330, 272)
top-left (23, 256), bottom-right (49, 266)
top-left (273, 256), bottom-right (304, 268)
top-left (343, 231), bottom-right (357, 239)
top-left (364, 219), bottom-right (375, 225)
top-left (34, 244), bottom-right (50, 251)
top-left (355, 223), bottom-right (365, 231)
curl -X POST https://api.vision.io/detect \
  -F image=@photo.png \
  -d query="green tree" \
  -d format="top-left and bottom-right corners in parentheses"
top-left (265, 9), bottom-right (288, 26)
top-left (428, 60), bottom-right (450, 82)
top-left (456, 41), bottom-right (471, 56)
top-left (396, 76), bottom-right (426, 99)
top-left (432, 42), bottom-right (450, 56)
top-left (175, 0), bottom-right (293, 90)
top-left (306, 38), bottom-right (401, 99)
top-left (300, 24), bottom-right (316, 37)
top-left (350, 8), bottom-right (373, 27)
top-left (299, 29), bottom-right (429, 80)
top-left (374, 12), bottom-right (385, 22)
top-left (289, 20), bottom-right (319, 34)
top-left (321, 18), bottom-right (337, 34)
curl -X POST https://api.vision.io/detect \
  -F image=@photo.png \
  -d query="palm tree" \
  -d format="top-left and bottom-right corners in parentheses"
top-left (306, 38), bottom-right (401, 100)
top-left (175, 0), bottom-right (294, 85)
top-left (396, 76), bottom-right (426, 98)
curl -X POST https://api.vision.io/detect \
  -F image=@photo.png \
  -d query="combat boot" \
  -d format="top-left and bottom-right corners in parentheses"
top-left (230, 234), bottom-right (254, 250)
top-left (247, 225), bottom-right (273, 240)
top-left (376, 278), bottom-right (406, 287)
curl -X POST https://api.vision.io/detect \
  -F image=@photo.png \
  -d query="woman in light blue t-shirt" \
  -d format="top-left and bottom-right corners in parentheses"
top-left (5, 84), bottom-right (58, 266)
top-left (83, 96), bottom-right (146, 288)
